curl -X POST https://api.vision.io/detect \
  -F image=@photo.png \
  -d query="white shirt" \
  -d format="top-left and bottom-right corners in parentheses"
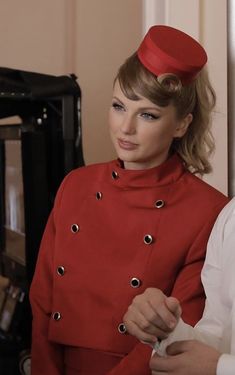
top-left (157, 197), bottom-right (235, 375)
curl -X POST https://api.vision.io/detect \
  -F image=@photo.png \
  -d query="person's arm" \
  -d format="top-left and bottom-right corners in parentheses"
top-left (29, 176), bottom-right (69, 375)
top-left (30, 210), bottom-right (64, 375)
top-left (169, 215), bottom-right (220, 326)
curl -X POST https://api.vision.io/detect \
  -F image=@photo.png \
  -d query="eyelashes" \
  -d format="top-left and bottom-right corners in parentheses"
top-left (112, 102), bottom-right (124, 111)
top-left (111, 102), bottom-right (160, 121)
top-left (140, 112), bottom-right (159, 120)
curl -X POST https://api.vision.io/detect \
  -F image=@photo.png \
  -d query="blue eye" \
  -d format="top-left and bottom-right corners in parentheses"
top-left (141, 112), bottom-right (159, 120)
top-left (112, 102), bottom-right (124, 111)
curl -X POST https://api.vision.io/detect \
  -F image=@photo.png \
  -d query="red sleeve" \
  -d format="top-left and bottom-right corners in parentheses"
top-left (29, 176), bottom-right (69, 375)
top-left (30, 211), bottom-right (65, 375)
top-left (170, 214), bottom-right (221, 326)
top-left (107, 343), bottom-right (152, 375)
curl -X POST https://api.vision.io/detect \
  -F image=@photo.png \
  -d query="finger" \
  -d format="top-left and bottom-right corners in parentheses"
top-left (138, 301), bottom-right (173, 333)
top-left (124, 307), bottom-right (169, 341)
top-left (166, 340), bottom-right (194, 356)
top-left (126, 290), bottom-right (176, 337)
top-left (165, 297), bottom-right (182, 319)
top-left (149, 299), bottom-right (178, 331)
top-left (150, 353), bottom-right (174, 372)
top-left (123, 318), bottom-right (157, 344)
top-left (128, 297), bottom-right (171, 336)
top-left (123, 307), bottom-right (159, 340)
top-left (124, 304), bottom-right (156, 332)
top-left (124, 307), bottom-right (170, 341)
top-left (139, 290), bottom-right (178, 331)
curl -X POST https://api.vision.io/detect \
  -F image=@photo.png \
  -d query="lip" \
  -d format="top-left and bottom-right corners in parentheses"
top-left (117, 138), bottom-right (138, 150)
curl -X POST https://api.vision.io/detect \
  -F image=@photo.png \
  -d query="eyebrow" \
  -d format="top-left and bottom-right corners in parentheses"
top-left (112, 96), bottom-right (125, 104)
top-left (112, 96), bottom-right (162, 111)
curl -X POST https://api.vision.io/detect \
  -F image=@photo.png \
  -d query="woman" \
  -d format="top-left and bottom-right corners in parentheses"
top-left (123, 198), bottom-right (235, 375)
top-left (29, 25), bottom-right (229, 375)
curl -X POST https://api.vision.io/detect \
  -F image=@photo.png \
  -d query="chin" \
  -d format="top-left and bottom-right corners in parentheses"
top-left (116, 151), bottom-right (135, 163)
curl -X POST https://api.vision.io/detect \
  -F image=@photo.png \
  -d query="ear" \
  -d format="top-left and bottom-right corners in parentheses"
top-left (174, 113), bottom-right (193, 138)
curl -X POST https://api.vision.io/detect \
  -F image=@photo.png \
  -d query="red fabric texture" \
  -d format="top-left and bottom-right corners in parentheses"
top-left (137, 25), bottom-right (207, 84)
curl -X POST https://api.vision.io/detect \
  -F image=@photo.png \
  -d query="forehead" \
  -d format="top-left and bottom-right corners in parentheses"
top-left (113, 80), bottom-right (176, 113)
top-left (113, 80), bottom-right (154, 105)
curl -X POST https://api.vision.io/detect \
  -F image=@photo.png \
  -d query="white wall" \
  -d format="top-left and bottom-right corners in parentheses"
top-left (74, 0), bottom-right (142, 165)
top-left (228, 0), bottom-right (235, 196)
top-left (0, 0), bottom-right (71, 75)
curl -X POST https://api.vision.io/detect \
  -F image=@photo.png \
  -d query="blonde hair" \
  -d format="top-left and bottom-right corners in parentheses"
top-left (115, 52), bottom-right (216, 175)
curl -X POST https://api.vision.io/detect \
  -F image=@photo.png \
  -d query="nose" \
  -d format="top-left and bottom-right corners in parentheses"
top-left (120, 115), bottom-right (136, 135)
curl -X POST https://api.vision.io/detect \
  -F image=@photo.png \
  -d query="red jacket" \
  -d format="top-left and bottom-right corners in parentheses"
top-left (30, 154), bottom-right (229, 374)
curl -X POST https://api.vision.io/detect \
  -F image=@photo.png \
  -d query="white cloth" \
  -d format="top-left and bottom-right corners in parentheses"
top-left (156, 197), bottom-right (235, 374)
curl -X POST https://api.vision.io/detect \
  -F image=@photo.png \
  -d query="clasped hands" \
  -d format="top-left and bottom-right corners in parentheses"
top-left (123, 288), bottom-right (220, 375)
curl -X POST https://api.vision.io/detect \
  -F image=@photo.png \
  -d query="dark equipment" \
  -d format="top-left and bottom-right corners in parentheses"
top-left (0, 67), bottom-right (84, 374)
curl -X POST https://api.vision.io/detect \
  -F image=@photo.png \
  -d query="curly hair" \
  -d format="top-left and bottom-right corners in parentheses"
top-left (115, 52), bottom-right (216, 175)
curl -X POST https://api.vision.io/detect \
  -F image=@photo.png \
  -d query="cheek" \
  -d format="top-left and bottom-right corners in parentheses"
top-left (108, 112), bottom-right (114, 131)
top-left (109, 111), bottom-right (119, 133)
top-left (143, 126), bottom-right (175, 148)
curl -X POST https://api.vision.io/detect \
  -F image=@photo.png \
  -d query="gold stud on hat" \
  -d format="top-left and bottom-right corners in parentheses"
top-left (137, 25), bottom-right (207, 85)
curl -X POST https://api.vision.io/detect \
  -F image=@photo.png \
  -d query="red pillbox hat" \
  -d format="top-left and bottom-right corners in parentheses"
top-left (137, 25), bottom-right (207, 85)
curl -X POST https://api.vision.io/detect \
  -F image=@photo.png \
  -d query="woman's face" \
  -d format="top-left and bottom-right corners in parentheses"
top-left (109, 80), bottom-right (191, 170)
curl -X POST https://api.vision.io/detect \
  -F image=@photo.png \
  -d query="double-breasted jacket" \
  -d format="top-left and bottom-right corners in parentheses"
top-left (30, 154), bottom-right (229, 375)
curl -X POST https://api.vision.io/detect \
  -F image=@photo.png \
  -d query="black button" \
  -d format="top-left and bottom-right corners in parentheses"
top-left (155, 200), bottom-right (165, 208)
top-left (71, 224), bottom-right (80, 233)
top-left (96, 192), bottom-right (103, 200)
top-left (118, 323), bottom-right (127, 334)
top-left (52, 312), bottom-right (61, 321)
top-left (130, 277), bottom-right (141, 288)
top-left (57, 266), bottom-right (65, 276)
top-left (112, 171), bottom-right (119, 179)
top-left (144, 234), bottom-right (153, 245)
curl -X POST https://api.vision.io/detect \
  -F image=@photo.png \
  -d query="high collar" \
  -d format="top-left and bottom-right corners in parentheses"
top-left (108, 153), bottom-right (186, 189)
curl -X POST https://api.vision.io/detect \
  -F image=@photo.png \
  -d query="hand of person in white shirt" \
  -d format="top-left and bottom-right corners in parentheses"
top-left (123, 287), bottom-right (181, 345)
top-left (150, 339), bottom-right (221, 375)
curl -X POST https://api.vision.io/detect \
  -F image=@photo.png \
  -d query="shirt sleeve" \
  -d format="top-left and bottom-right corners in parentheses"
top-left (155, 316), bottom-right (221, 356)
top-left (217, 354), bottom-right (235, 375)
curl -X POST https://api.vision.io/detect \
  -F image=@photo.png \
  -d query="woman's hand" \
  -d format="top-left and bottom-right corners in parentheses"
top-left (150, 340), bottom-right (221, 375)
top-left (123, 288), bottom-right (181, 345)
